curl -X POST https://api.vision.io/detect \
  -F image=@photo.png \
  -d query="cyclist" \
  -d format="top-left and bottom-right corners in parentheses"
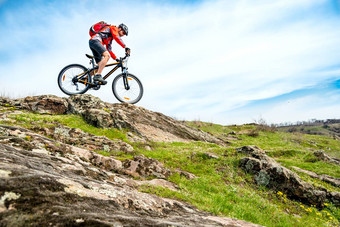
top-left (89, 23), bottom-right (130, 85)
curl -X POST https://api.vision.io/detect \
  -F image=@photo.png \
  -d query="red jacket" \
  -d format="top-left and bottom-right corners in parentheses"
top-left (90, 25), bottom-right (126, 59)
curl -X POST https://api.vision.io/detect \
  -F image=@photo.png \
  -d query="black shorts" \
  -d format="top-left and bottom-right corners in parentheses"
top-left (89, 39), bottom-right (107, 63)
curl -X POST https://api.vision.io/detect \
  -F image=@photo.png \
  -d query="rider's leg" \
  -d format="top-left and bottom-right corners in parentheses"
top-left (96, 51), bottom-right (110, 75)
top-left (93, 51), bottom-right (109, 85)
top-left (89, 40), bottom-right (108, 85)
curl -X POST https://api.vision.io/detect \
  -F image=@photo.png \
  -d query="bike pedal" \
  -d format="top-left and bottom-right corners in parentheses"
top-left (92, 84), bottom-right (101, 90)
top-left (93, 81), bottom-right (107, 85)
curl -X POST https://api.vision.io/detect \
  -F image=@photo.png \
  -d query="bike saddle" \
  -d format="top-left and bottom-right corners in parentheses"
top-left (85, 54), bottom-right (94, 59)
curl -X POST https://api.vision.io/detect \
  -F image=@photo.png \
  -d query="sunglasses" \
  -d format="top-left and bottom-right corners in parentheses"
top-left (119, 29), bottom-right (126, 35)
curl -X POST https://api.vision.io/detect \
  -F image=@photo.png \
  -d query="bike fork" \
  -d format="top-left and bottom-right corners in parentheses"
top-left (122, 70), bottom-right (130, 90)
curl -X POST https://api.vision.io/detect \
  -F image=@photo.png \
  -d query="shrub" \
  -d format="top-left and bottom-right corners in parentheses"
top-left (254, 118), bottom-right (277, 133)
top-left (247, 129), bottom-right (259, 137)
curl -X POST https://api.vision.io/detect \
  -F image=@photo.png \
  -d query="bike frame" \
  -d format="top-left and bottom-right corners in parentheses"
top-left (77, 55), bottom-right (130, 89)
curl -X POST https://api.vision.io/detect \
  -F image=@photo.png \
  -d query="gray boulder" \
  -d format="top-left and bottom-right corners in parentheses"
top-left (239, 145), bottom-right (339, 207)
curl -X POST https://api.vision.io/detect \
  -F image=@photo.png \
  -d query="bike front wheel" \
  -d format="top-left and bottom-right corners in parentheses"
top-left (112, 73), bottom-right (143, 104)
top-left (58, 64), bottom-right (91, 95)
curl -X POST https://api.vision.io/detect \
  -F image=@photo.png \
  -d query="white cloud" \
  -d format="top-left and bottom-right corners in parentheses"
top-left (259, 92), bottom-right (340, 124)
top-left (1, 0), bottom-right (339, 124)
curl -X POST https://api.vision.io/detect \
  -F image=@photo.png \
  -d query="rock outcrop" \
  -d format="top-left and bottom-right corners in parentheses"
top-left (292, 166), bottom-right (340, 187)
top-left (32, 124), bottom-right (134, 153)
top-left (2, 95), bottom-right (225, 145)
top-left (0, 124), bottom-right (260, 226)
top-left (314, 150), bottom-right (340, 165)
top-left (122, 156), bottom-right (171, 179)
top-left (238, 146), bottom-right (340, 207)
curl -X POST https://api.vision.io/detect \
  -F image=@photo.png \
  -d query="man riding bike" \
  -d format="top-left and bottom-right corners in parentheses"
top-left (89, 23), bottom-right (130, 85)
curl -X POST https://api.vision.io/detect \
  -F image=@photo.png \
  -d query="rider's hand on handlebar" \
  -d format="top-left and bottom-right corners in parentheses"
top-left (125, 47), bottom-right (131, 55)
top-left (115, 58), bottom-right (120, 62)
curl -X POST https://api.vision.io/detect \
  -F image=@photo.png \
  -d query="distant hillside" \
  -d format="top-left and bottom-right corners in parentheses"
top-left (277, 119), bottom-right (340, 138)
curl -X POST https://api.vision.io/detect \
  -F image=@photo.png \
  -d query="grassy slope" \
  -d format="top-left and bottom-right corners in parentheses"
top-left (1, 108), bottom-right (339, 227)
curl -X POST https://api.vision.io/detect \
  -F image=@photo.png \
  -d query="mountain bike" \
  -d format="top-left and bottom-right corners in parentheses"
top-left (57, 53), bottom-right (143, 104)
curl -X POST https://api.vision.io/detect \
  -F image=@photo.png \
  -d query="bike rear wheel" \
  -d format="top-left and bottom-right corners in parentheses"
top-left (58, 64), bottom-right (91, 95)
top-left (112, 73), bottom-right (143, 104)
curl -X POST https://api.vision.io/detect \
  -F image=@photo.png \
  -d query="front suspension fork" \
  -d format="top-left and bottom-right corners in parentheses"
top-left (122, 69), bottom-right (130, 90)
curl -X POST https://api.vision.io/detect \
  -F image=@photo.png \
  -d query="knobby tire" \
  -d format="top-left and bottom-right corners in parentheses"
top-left (112, 73), bottom-right (143, 104)
top-left (57, 64), bottom-right (91, 95)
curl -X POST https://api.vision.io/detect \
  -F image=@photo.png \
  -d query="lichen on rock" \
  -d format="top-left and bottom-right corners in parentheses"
top-left (238, 145), bottom-right (340, 207)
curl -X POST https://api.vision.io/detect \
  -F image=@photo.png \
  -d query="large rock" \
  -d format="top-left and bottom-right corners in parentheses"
top-left (292, 166), bottom-right (340, 187)
top-left (82, 108), bottom-right (113, 128)
top-left (236, 145), bottom-right (265, 156)
top-left (314, 150), bottom-right (340, 165)
top-left (3, 94), bottom-right (225, 145)
top-left (31, 125), bottom-right (134, 153)
top-left (108, 102), bottom-right (225, 144)
top-left (68, 94), bottom-right (109, 114)
top-left (238, 145), bottom-right (340, 207)
top-left (10, 95), bottom-right (69, 114)
top-left (0, 124), bottom-right (261, 227)
top-left (122, 156), bottom-right (171, 179)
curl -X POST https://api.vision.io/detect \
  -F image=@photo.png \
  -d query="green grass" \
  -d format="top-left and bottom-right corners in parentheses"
top-left (279, 159), bottom-right (340, 179)
top-left (138, 142), bottom-right (339, 226)
top-left (1, 110), bottom-right (339, 226)
top-left (186, 122), bottom-right (339, 177)
top-left (2, 111), bottom-right (128, 142)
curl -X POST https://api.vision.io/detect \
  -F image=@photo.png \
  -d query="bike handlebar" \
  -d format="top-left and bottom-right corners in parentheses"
top-left (120, 52), bottom-right (130, 61)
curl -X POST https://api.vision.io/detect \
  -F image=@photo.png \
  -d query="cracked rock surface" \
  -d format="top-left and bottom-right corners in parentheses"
top-left (1, 95), bottom-right (226, 145)
top-left (0, 124), bottom-right (260, 226)
top-left (238, 146), bottom-right (340, 207)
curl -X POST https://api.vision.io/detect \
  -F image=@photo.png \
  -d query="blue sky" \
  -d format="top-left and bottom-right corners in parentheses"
top-left (1, 0), bottom-right (340, 125)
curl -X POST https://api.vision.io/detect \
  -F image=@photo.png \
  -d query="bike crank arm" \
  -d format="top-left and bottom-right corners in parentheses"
top-left (77, 79), bottom-right (94, 86)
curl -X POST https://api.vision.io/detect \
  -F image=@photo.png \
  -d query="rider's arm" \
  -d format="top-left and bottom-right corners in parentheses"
top-left (109, 51), bottom-right (117, 60)
top-left (110, 26), bottom-right (126, 48)
top-left (106, 43), bottom-right (117, 59)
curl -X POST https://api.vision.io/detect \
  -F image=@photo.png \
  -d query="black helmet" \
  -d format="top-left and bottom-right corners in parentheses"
top-left (118, 23), bottom-right (128, 36)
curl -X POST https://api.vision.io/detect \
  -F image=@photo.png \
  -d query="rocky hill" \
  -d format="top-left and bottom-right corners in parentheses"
top-left (0, 95), bottom-right (257, 226)
top-left (0, 95), bottom-right (339, 226)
